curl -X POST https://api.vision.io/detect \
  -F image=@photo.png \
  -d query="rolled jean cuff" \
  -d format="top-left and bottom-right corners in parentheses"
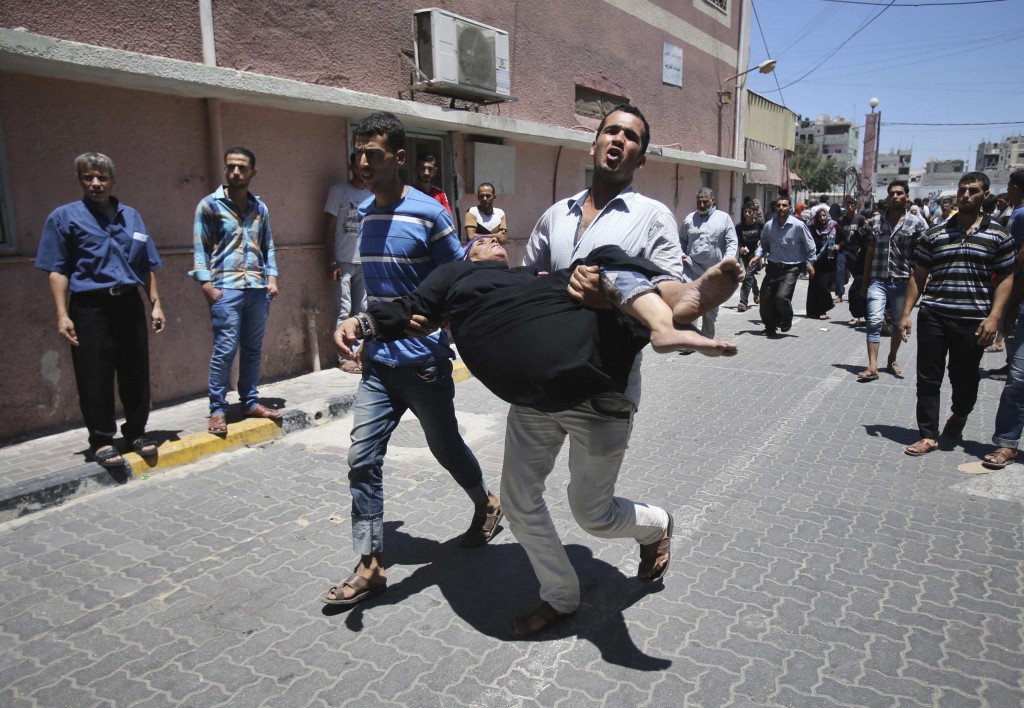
top-left (991, 436), bottom-right (1020, 449)
top-left (352, 515), bottom-right (384, 555)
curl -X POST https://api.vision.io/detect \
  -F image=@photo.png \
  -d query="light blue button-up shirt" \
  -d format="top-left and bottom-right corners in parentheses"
top-left (754, 215), bottom-right (815, 266)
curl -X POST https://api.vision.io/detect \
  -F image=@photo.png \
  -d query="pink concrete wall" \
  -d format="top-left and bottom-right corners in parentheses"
top-left (0, 0), bottom-right (203, 62)
top-left (2, 1), bottom-right (741, 158)
top-left (0, 73), bottom-right (350, 440)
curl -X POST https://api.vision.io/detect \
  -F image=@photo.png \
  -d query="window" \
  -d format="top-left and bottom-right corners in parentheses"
top-left (703, 0), bottom-right (728, 11)
top-left (575, 86), bottom-right (628, 121)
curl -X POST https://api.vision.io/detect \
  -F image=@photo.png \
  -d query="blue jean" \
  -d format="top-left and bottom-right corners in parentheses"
top-left (834, 251), bottom-right (848, 297)
top-left (347, 358), bottom-right (488, 555)
top-left (866, 279), bottom-right (907, 344)
top-left (992, 314), bottom-right (1024, 448)
top-left (208, 288), bottom-right (270, 415)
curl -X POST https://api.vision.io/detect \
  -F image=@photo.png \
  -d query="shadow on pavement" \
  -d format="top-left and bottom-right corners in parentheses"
top-left (323, 521), bottom-right (672, 671)
top-left (864, 423), bottom-right (919, 446)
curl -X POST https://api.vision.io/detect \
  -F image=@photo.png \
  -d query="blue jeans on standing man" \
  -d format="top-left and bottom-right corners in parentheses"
top-left (208, 287), bottom-right (270, 415)
top-left (347, 358), bottom-right (489, 555)
top-left (992, 311), bottom-right (1024, 449)
top-left (866, 279), bottom-right (907, 344)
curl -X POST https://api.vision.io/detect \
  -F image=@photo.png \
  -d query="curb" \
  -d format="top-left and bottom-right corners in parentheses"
top-left (0, 362), bottom-right (471, 523)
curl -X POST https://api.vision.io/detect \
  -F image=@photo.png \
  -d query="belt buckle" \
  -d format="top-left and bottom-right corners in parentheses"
top-left (109, 285), bottom-right (129, 296)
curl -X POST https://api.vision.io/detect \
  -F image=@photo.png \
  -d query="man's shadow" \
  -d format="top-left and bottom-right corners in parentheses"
top-left (323, 521), bottom-right (671, 671)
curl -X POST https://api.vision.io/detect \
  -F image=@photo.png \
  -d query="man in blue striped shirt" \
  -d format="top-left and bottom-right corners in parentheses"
top-left (325, 113), bottom-right (500, 607)
top-left (900, 172), bottom-right (1016, 456)
top-left (191, 147), bottom-right (281, 435)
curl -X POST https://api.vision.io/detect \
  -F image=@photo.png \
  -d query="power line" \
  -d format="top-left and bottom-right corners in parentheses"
top-left (750, 1), bottom-right (785, 106)
top-left (770, 0), bottom-right (898, 92)
top-left (885, 121), bottom-right (1024, 126)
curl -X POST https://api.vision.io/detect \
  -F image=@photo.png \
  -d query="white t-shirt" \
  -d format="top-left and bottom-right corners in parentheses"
top-left (466, 206), bottom-right (507, 235)
top-left (324, 182), bottom-right (373, 263)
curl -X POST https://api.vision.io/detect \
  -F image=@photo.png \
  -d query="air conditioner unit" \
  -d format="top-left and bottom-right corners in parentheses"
top-left (413, 8), bottom-right (512, 102)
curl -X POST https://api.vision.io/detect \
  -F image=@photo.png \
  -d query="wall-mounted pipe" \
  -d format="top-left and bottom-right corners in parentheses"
top-left (199, 0), bottom-right (223, 187)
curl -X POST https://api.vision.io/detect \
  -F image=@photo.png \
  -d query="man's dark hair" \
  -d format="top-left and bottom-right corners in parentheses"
top-left (1009, 170), bottom-right (1024, 192)
top-left (819, 194), bottom-right (829, 204)
top-left (417, 153), bottom-right (437, 165)
top-left (997, 192), bottom-right (1009, 201)
top-left (774, 196), bottom-right (791, 209)
top-left (983, 194), bottom-right (999, 214)
top-left (225, 146), bottom-right (256, 168)
top-left (959, 171), bottom-right (991, 191)
top-left (887, 180), bottom-right (909, 195)
top-left (478, 182), bottom-right (495, 192)
top-left (349, 151), bottom-right (357, 164)
top-left (596, 103), bottom-right (651, 155)
top-left (940, 197), bottom-right (953, 206)
top-left (353, 112), bottom-right (406, 152)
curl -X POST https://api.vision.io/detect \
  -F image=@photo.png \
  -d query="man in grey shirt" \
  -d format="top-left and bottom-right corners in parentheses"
top-left (748, 196), bottom-right (816, 336)
top-left (680, 187), bottom-right (738, 338)
top-left (503, 104), bottom-right (740, 637)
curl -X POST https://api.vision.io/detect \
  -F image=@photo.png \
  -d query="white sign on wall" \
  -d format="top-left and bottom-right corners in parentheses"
top-left (663, 43), bottom-right (683, 87)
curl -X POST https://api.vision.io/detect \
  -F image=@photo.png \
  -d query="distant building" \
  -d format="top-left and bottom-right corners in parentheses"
top-left (921, 158), bottom-right (965, 187)
top-left (875, 149), bottom-right (912, 187)
top-left (743, 91), bottom-right (797, 211)
top-left (976, 141), bottom-right (1000, 172)
top-left (796, 114), bottom-right (860, 168)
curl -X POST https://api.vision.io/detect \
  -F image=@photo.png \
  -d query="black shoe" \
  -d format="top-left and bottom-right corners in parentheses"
top-left (780, 324), bottom-right (792, 333)
top-left (764, 329), bottom-right (777, 337)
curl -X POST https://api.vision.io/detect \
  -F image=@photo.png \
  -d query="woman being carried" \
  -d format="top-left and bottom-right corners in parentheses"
top-left (335, 236), bottom-right (742, 412)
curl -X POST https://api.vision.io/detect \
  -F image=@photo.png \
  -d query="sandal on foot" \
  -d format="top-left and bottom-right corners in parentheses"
top-left (340, 359), bottom-right (362, 374)
top-left (857, 370), bottom-right (879, 382)
top-left (905, 439), bottom-right (938, 456)
top-left (982, 448), bottom-right (1017, 469)
top-left (941, 415), bottom-right (968, 440)
top-left (131, 437), bottom-right (159, 458)
top-left (638, 513), bottom-right (673, 582)
top-left (508, 601), bottom-right (573, 638)
top-left (208, 413), bottom-right (228, 435)
top-left (458, 505), bottom-right (503, 548)
top-left (985, 345), bottom-right (1004, 353)
top-left (324, 573), bottom-right (387, 606)
top-left (737, 303), bottom-right (747, 312)
top-left (94, 446), bottom-right (125, 469)
top-left (886, 361), bottom-right (903, 377)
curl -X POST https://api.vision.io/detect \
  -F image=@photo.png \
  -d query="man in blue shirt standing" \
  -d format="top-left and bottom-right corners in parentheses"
top-left (191, 147), bottom-right (281, 435)
top-left (35, 152), bottom-right (165, 468)
top-left (747, 196), bottom-right (816, 336)
top-left (325, 112), bottom-right (500, 606)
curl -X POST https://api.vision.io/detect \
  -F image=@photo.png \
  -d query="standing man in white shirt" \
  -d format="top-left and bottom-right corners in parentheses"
top-left (464, 182), bottom-right (508, 244)
top-left (680, 188), bottom-right (738, 338)
top-left (323, 152), bottom-right (373, 372)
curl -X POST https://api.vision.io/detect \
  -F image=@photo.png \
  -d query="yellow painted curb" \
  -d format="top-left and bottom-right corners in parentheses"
top-left (453, 361), bottom-right (472, 384)
top-left (123, 418), bottom-right (283, 476)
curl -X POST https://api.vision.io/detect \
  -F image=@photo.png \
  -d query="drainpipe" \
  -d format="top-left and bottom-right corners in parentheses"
top-left (304, 306), bottom-right (322, 372)
top-left (199, 0), bottom-right (223, 185)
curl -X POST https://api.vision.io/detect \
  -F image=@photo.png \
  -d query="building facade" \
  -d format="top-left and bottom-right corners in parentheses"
top-left (796, 114), bottom-right (859, 168)
top-left (0, 1), bottom-right (761, 439)
top-left (875, 149), bottom-right (911, 188)
top-left (742, 90), bottom-right (796, 208)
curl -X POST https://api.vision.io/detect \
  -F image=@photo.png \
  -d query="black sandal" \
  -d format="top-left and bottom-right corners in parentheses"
top-left (131, 437), bottom-right (159, 458)
top-left (94, 446), bottom-right (125, 469)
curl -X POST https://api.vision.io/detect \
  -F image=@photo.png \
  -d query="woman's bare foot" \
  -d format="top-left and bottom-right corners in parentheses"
top-left (650, 327), bottom-right (738, 356)
top-left (660, 258), bottom-right (744, 325)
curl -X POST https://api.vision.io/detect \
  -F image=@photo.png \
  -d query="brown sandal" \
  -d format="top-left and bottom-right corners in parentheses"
top-left (905, 438), bottom-right (938, 456)
top-left (982, 448), bottom-right (1016, 469)
top-left (207, 413), bottom-right (228, 435)
top-left (508, 601), bottom-right (572, 638)
top-left (458, 505), bottom-right (503, 547)
top-left (324, 572), bottom-right (387, 605)
top-left (638, 513), bottom-right (673, 581)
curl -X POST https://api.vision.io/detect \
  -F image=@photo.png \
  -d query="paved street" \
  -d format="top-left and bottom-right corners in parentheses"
top-left (2, 286), bottom-right (1023, 707)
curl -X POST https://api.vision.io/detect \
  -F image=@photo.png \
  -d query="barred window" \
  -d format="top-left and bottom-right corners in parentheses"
top-left (575, 86), bottom-right (629, 121)
top-left (704, 0), bottom-right (728, 12)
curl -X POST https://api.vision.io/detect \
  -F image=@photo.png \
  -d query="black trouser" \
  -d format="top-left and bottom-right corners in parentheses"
top-left (68, 289), bottom-right (150, 450)
top-left (739, 254), bottom-right (761, 305)
top-left (759, 262), bottom-right (801, 332)
top-left (915, 306), bottom-right (984, 440)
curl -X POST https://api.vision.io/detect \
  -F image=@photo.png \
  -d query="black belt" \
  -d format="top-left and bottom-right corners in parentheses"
top-left (77, 285), bottom-right (134, 297)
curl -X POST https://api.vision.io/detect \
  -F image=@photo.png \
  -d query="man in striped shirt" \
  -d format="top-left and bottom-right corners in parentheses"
top-left (191, 147), bottom-right (281, 435)
top-left (325, 112), bottom-right (500, 607)
top-left (900, 172), bottom-right (1016, 456)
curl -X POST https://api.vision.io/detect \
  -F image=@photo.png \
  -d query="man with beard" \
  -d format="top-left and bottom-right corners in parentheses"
top-left (901, 172), bottom-right (1016, 456)
top-left (679, 187), bottom-right (737, 338)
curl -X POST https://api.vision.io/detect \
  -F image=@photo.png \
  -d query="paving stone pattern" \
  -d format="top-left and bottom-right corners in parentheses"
top-left (1, 287), bottom-right (1022, 706)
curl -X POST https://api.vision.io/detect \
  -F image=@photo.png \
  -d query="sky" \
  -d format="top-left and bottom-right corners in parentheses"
top-left (741, 0), bottom-right (1024, 169)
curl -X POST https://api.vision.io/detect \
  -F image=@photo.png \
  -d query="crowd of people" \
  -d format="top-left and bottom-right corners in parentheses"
top-left (34, 102), bottom-right (1024, 638)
